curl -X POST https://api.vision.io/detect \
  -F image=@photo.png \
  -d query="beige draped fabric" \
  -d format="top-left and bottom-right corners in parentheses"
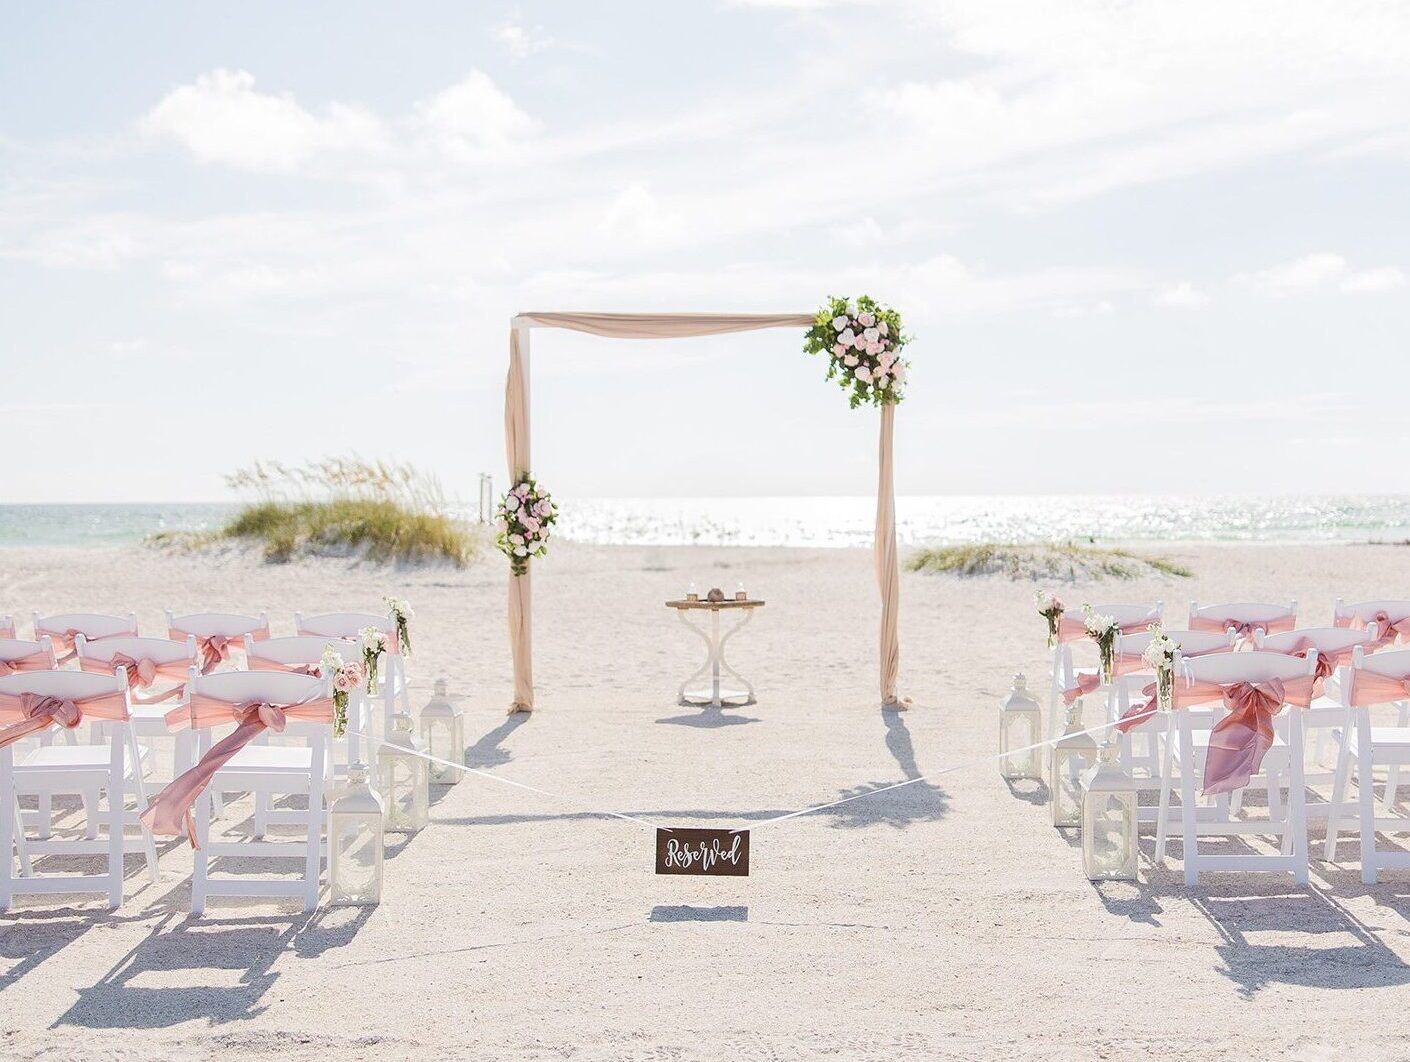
top-left (504, 311), bottom-right (901, 712)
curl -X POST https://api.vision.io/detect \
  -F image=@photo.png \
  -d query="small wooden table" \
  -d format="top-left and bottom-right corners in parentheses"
top-left (665, 598), bottom-right (766, 708)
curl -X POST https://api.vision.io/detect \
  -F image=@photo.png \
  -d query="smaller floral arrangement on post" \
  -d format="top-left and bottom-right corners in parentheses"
top-left (1141, 623), bottom-right (1181, 711)
top-left (320, 644), bottom-right (365, 738)
top-left (495, 475), bottom-right (558, 577)
top-left (360, 626), bottom-right (387, 695)
top-left (384, 595), bottom-right (413, 657)
top-left (1083, 605), bottom-right (1119, 682)
top-left (804, 295), bottom-right (910, 408)
top-left (1036, 589), bottom-right (1065, 647)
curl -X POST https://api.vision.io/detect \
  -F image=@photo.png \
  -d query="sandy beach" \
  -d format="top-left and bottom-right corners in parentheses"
top-left (4, 539), bottom-right (1410, 1061)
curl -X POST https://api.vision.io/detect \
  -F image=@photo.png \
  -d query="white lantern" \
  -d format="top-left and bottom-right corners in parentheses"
top-left (1080, 740), bottom-right (1138, 881)
top-left (419, 678), bottom-right (464, 785)
top-left (328, 763), bottom-right (384, 905)
top-left (1050, 700), bottom-right (1098, 828)
top-left (998, 673), bottom-right (1043, 780)
top-left (378, 713), bottom-right (429, 832)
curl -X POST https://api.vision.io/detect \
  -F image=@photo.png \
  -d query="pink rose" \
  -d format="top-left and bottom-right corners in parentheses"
top-left (524, 517), bottom-right (540, 533)
top-left (833, 343), bottom-right (847, 357)
top-left (855, 365), bottom-right (872, 383)
top-left (843, 354), bottom-right (858, 367)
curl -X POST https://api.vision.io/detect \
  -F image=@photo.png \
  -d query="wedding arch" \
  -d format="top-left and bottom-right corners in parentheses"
top-left (503, 311), bottom-right (903, 712)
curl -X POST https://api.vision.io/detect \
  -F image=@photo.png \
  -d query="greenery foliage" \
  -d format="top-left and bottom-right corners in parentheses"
top-left (907, 542), bottom-right (1193, 581)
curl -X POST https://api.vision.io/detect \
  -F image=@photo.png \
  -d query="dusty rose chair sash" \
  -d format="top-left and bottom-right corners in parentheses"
top-left (171, 628), bottom-right (269, 674)
top-left (1345, 671), bottom-right (1410, 707)
top-left (1120, 675), bottom-right (1313, 795)
top-left (0, 651), bottom-right (54, 676)
top-left (1276, 637), bottom-right (1354, 697)
top-left (1067, 641), bottom-right (1229, 707)
top-left (1190, 615), bottom-right (1296, 646)
top-left (245, 655), bottom-right (322, 676)
top-left (0, 623), bottom-right (14, 639)
top-left (0, 690), bottom-right (129, 749)
top-left (34, 626), bottom-right (84, 661)
top-left (140, 692), bottom-right (334, 847)
top-left (1056, 612), bottom-right (1157, 645)
top-left (1336, 610), bottom-right (1410, 649)
top-left (79, 654), bottom-right (190, 705)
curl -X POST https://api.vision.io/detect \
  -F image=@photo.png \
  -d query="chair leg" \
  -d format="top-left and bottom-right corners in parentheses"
top-left (1155, 722), bottom-right (1176, 863)
top-left (192, 789), bottom-right (211, 916)
top-left (1385, 765), bottom-right (1401, 814)
top-left (1178, 717), bottom-right (1200, 887)
top-left (126, 731), bottom-right (159, 885)
top-left (108, 741), bottom-right (125, 909)
top-left (304, 758), bottom-right (326, 912)
top-left (37, 793), bottom-right (52, 840)
top-left (11, 794), bottom-right (30, 878)
top-left (1357, 713), bottom-right (1378, 885)
top-left (1324, 727), bottom-right (1353, 861)
top-left (84, 788), bottom-right (100, 840)
top-left (1, 752), bottom-right (14, 910)
top-left (1288, 713), bottom-right (1309, 884)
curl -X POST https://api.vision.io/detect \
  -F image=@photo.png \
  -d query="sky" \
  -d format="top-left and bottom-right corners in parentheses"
top-left (2, 0), bottom-right (1408, 503)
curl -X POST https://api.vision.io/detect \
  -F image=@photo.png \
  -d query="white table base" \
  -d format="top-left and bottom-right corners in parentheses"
top-left (676, 607), bottom-right (757, 708)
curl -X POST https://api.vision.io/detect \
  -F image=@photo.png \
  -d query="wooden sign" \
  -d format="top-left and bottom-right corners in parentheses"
top-left (655, 828), bottom-right (750, 877)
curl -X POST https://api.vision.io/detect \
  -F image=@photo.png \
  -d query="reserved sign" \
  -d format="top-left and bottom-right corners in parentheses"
top-left (655, 828), bottom-right (750, 877)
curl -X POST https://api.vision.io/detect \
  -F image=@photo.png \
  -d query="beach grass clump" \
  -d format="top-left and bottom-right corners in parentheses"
top-left (164, 457), bottom-right (478, 567)
top-left (907, 542), bottom-right (1192, 582)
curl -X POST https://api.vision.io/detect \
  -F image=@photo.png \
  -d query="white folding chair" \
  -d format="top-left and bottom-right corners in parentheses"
top-left (1324, 647), bottom-right (1410, 882)
top-left (1, 636), bottom-right (58, 878)
top-left (1107, 628), bottom-right (1236, 830)
top-left (295, 611), bottom-right (408, 739)
top-left (31, 611), bottom-right (138, 662)
top-left (166, 610), bottom-right (272, 673)
top-left (1159, 650), bottom-right (1316, 886)
top-left (1047, 602), bottom-right (1162, 742)
top-left (244, 634), bottom-right (363, 832)
top-left (1, 669), bottom-right (151, 908)
top-left (1333, 599), bottom-right (1410, 647)
top-left (183, 670), bottom-right (331, 914)
top-left (1188, 600), bottom-right (1297, 646)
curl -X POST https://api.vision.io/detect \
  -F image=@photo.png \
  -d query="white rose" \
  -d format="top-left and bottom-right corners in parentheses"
top-left (505, 494), bottom-right (520, 511)
top-left (863, 327), bottom-right (879, 343)
top-left (514, 545), bottom-right (528, 557)
top-left (831, 315), bottom-right (849, 332)
top-left (855, 365), bottom-right (872, 383)
top-left (838, 328), bottom-right (857, 346)
top-left (878, 321), bottom-right (889, 336)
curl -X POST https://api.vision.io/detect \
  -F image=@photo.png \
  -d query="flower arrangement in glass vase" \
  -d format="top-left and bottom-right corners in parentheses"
top-left (1036, 589), bottom-right (1065, 647)
top-left (495, 475), bottom-right (558, 577)
top-left (321, 644), bottom-right (366, 738)
top-left (1141, 623), bottom-right (1180, 711)
top-left (384, 595), bottom-right (413, 656)
top-left (360, 626), bottom-right (387, 695)
top-left (804, 295), bottom-right (910, 408)
top-left (1083, 605), bottom-right (1119, 683)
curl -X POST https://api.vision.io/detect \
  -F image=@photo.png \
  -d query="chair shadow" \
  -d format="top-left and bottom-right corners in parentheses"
top-left (0, 913), bottom-right (92, 992)
top-left (51, 905), bottom-right (373, 1029)
top-left (655, 706), bottom-right (760, 728)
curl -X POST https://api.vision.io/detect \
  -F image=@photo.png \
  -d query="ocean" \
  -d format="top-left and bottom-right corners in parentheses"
top-left (2, 496), bottom-right (1409, 549)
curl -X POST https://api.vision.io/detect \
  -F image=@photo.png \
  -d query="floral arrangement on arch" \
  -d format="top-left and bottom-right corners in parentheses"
top-left (320, 644), bottom-right (366, 738)
top-left (804, 295), bottom-right (910, 408)
top-left (495, 475), bottom-right (558, 577)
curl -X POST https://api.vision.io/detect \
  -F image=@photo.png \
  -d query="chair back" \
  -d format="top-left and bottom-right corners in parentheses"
top-left (188, 670), bottom-right (331, 739)
top-left (0, 637), bottom-right (57, 670)
top-left (1334, 599), bottom-right (1410, 637)
top-left (1352, 646), bottom-right (1410, 681)
top-left (295, 611), bottom-right (396, 644)
top-left (1059, 602), bottom-right (1163, 629)
top-left (32, 612), bottom-right (138, 643)
top-left (166, 610), bottom-right (271, 640)
top-left (1117, 627), bottom-right (1234, 660)
top-left (1257, 626), bottom-right (1377, 658)
top-left (1188, 600), bottom-right (1296, 633)
top-left (76, 634), bottom-right (197, 668)
top-left (245, 635), bottom-right (358, 669)
top-left (1182, 649), bottom-right (1314, 687)
top-left (0, 668), bottom-right (130, 703)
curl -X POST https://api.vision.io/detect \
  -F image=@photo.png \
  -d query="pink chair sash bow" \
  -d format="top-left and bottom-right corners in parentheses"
top-left (0, 689), bottom-right (129, 749)
top-left (170, 628), bottom-right (267, 674)
top-left (1116, 674), bottom-right (1314, 795)
top-left (79, 654), bottom-right (190, 704)
top-left (139, 692), bottom-right (334, 847)
top-left (34, 626), bottom-right (84, 661)
top-left (1336, 610), bottom-right (1410, 649)
top-left (1055, 612), bottom-right (1157, 645)
top-left (0, 651), bottom-right (53, 676)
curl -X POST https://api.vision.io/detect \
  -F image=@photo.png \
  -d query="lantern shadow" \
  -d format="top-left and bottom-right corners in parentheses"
top-left (1003, 777), bottom-right (1049, 806)
top-left (465, 713), bottom-right (529, 769)
top-left (0, 912), bottom-right (92, 991)
top-left (51, 906), bottom-right (373, 1029)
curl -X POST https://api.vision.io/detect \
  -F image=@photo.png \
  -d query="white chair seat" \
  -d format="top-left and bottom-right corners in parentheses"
top-left (17, 744), bottom-right (150, 776)
top-left (1331, 726), bottom-right (1410, 766)
top-left (220, 746), bottom-right (313, 773)
top-left (128, 703), bottom-right (180, 725)
top-left (1184, 729), bottom-right (1288, 753)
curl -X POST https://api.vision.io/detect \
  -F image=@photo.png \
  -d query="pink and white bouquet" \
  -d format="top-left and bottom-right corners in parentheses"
top-left (321, 644), bottom-right (366, 737)
top-left (804, 295), bottom-right (910, 408)
top-left (495, 475), bottom-right (558, 577)
top-left (1142, 623), bottom-right (1180, 711)
top-left (1083, 605), bottom-right (1119, 683)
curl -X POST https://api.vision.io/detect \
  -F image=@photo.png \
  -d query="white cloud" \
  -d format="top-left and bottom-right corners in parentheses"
top-left (1235, 252), bottom-right (1347, 295)
top-left (599, 182), bottom-right (683, 246)
top-left (1341, 266), bottom-right (1407, 293)
top-left (413, 71), bottom-right (537, 160)
top-left (140, 68), bottom-right (385, 173)
top-left (1154, 281), bottom-right (1211, 308)
top-left (497, 20), bottom-right (553, 58)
